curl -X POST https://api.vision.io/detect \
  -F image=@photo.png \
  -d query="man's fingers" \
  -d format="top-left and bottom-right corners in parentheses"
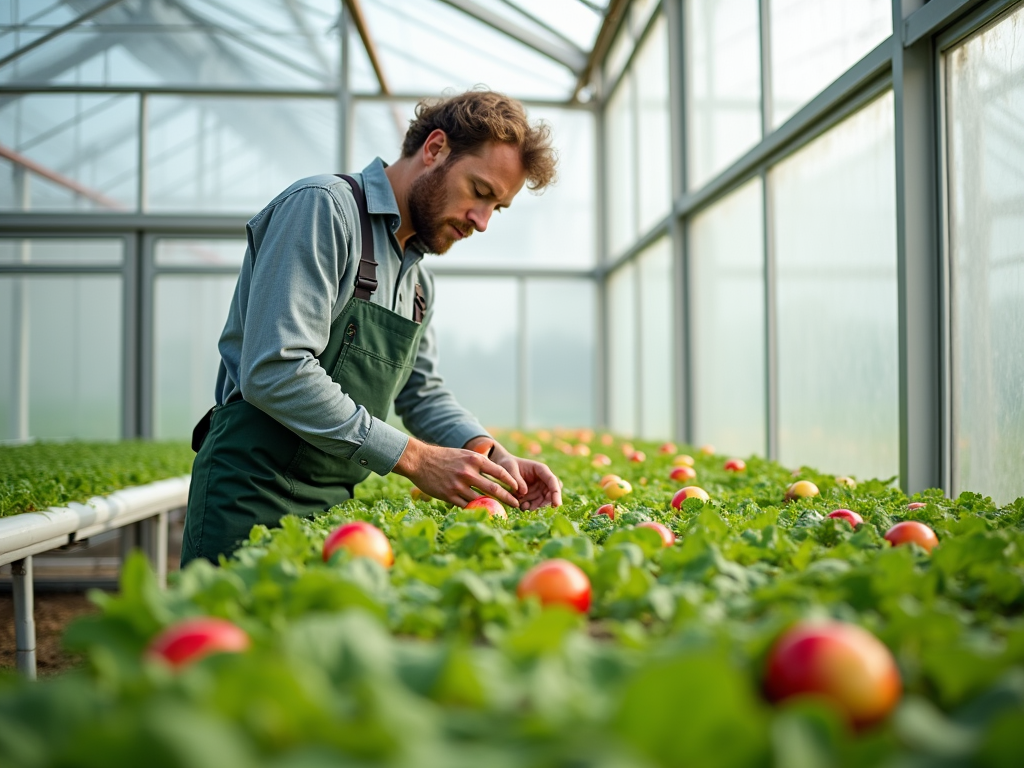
top-left (481, 458), bottom-right (519, 494)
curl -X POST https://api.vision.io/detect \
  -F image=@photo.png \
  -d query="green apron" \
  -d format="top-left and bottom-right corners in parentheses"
top-left (182, 174), bottom-right (426, 566)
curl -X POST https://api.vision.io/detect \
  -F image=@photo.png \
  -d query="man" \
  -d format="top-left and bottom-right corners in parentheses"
top-left (182, 90), bottom-right (562, 566)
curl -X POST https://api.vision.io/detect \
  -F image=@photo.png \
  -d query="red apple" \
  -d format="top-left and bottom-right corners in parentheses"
top-left (323, 521), bottom-right (394, 567)
top-left (621, 443), bottom-right (635, 456)
top-left (147, 617), bottom-right (250, 668)
top-left (630, 451), bottom-right (646, 463)
top-left (829, 509), bottom-right (864, 527)
top-left (785, 480), bottom-right (820, 501)
top-left (764, 621), bottom-right (902, 728)
top-left (659, 442), bottom-right (677, 454)
top-left (466, 496), bottom-right (507, 519)
top-left (637, 521), bottom-right (675, 547)
top-left (884, 521), bottom-right (938, 553)
top-left (669, 466), bottom-right (697, 482)
top-left (600, 434), bottom-right (614, 446)
top-left (594, 503), bottom-right (617, 520)
top-left (672, 454), bottom-right (695, 467)
top-left (517, 559), bottom-right (591, 612)
top-left (724, 458), bottom-right (746, 472)
top-left (591, 454), bottom-right (612, 467)
top-left (671, 486), bottom-right (709, 509)
top-left (573, 444), bottom-right (591, 456)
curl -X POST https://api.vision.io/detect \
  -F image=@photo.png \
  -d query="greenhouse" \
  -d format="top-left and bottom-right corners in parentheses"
top-left (1, 0), bottom-right (1023, 765)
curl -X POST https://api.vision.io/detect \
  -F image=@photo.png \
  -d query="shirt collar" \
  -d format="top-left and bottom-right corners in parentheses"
top-left (361, 156), bottom-right (428, 258)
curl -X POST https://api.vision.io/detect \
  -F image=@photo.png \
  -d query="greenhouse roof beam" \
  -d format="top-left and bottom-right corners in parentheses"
top-left (575, 0), bottom-right (628, 100)
top-left (343, 0), bottom-right (392, 94)
top-left (436, 0), bottom-right (587, 74)
top-left (0, 141), bottom-right (126, 210)
top-left (0, 0), bottom-right (126, 70)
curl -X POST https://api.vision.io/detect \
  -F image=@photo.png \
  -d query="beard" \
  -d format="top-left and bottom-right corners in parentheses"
top-left (407, 162), bottom-right (472, 255)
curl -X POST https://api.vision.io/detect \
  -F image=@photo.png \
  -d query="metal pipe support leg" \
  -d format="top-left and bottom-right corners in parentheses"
top-left (11, 557), bottom-right (37, 679)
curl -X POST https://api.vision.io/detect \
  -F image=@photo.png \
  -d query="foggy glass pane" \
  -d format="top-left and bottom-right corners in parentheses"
top-left (771, 0), bottom-right (890, 127)
top-left (525, 279), bottom-right (595, 428)
top-left (606, 78), bottom-right (636, 258)
top-left (608, 262), bottom-right (637, 436)
top-left (154, 274), bottom-right (237, 439)
top-left (773, 92), bottom-right (898, 480)
top-left (155, 239), bottom-right (246, 268)
top-left (0, 93), bottom-right (138, 212)
top-left (637, 238), bottom-right (674, 440)
top-left (430, 277), bottom-right (518, 428)
top-left (146, 96), bottom-right (337, 214)
top-left (690, 178), bottom-right (765, 457)
top-left (0, 0), bottom-right (341, 89)
top-left (635, 15), bottom-right (672, 234)
top-left (947, 5), bottom-right (1024, 505)
top-left (0, 237), bottom-right (122, 265)
top-left (0, 275), bottom-right (121, 442)
top-left (361, 0), bottom-right (574, 99)
top-left (687, 0), bottom-right (761, 190)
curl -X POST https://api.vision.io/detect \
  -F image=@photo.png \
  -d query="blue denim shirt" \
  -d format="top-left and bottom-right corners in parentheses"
top-left (214, 158), bottom-right (488, 476)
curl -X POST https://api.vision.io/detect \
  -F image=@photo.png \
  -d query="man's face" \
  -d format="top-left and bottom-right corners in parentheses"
top-left (408, 141), bottom-right (527, 255)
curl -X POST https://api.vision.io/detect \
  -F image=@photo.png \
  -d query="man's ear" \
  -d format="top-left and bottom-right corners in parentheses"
top-left (422, 129), bottom-right (451, 167)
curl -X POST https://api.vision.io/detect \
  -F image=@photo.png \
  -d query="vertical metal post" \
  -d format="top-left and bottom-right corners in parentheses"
top-left (139, 233), bottom-right (156, 438)
top-left (11, 168), bottom-right (31, 442)
top-left (138, 92), bottom-right (148, 213)
top-left (892, 0), bottom-right (942, 494)
top-left (122, 233), bottom-right (140, 438)
top-left (338, 4), bottom-right (351, 171)
top-left (759, 0), bottom-right (778, 461)
top-left (11, 557), bottom-right (36, 679)
top-left (516, 277), bottom-right (529, 428)
top-left (665, 0), bottom-right (690, 444)
top-left (141, 512), bottom-right (168, 588)
top-left (120, 521), bottom-right (141, 564)
top-left (594, 100), bottom-right (610, 430)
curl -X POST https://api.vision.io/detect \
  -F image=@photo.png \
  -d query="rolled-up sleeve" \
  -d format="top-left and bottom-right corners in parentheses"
top-left (237, 186), bottom-right (409, 475)
top-left (393, 272), bottom-right (489, 449)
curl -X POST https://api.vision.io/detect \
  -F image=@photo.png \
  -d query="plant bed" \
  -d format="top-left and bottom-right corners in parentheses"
top-left (0, 432), bottom-right (1022, 767)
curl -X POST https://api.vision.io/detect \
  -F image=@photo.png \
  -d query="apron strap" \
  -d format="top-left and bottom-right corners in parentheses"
top-left (336, 174), bottom-right (378, 300)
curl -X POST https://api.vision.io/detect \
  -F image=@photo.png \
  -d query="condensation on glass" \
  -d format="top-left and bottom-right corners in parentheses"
top-left (947, 5), bottom-right (1024, 505)
top-left (0, 0), bottom-right (342, 89)
top-left (690, 178), bottom-right (766, 457)
top-left (525, 279), bottom-right (595, 428)
top-left (0, 273), bottom-right (122, 442)
top-left (154, 239), bottom-right (246, 268)
top-left (153, 274), bottom-right (237, 439)
top-left (430, 276), bottom-right (518, 428)
top-left (686, 0), bottom-right (762, 190)
top-left (146, 96), bottom-right (337, 214)
top-left (772, 92), bottom-right (898, 481)
top-left (637, 237), bottom-right (673, 440)
top-left (0, 93), bottom-right (139, 212)
top-left (770, 0), bottom-right (890, 127)
top-left (607, 262), bottom-right (637, 436)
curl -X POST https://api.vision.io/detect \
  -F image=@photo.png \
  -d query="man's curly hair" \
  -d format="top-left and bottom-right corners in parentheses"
top-left (401, 89), bottom-right (557, 192)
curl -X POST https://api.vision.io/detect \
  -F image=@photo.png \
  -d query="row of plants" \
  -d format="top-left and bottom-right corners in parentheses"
top-left (0, 441), bottom-right (194, 518)
top-left (1, 432), bottom-right (1023, 766)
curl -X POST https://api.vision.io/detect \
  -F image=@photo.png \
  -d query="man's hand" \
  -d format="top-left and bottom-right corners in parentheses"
top-left (464, 436), bottom-right (562, 511)
top-left (393, 437), bottom-right (521, 508)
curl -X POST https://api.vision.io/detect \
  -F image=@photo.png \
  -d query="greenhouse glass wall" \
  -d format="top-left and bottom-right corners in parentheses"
top-left (1, 0), bottom-right (1023, 503)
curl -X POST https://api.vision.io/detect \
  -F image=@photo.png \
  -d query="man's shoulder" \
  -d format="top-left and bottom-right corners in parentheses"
top-left (249, 174), bottom-right (359, 226)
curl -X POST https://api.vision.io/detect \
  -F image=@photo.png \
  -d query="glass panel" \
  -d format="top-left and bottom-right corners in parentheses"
top-left (607, 262), bottom-right (637, 436)
top-left (155, 239), bottom-right (246, 268)
top-left (505, 0), bottom-right (605, 51)
top-left (772, 92), bottom-right (898, 480)
top-left (635, 14), bottom-right (672, 234)
top-left (0, 93), bottom-right (138, 212)
top-left (430, 276), bottom-right (518, 428)
top-left (146, 96), bottom-right (337, 214)
top-left (0, 275), bottom-right (121, 441)
top-left (686, 0), bottom-right (761, 190)
top-left (637, 238), bottom-right (674, 440)
top-left (947, 5), bottom-right (1024, 505)
top-left (350, 100), bottom-right (416, 170)
top-left (154, 275), bottom-right (237, 439)
top-left (0, 237), bottom-right (122, 265)
top-left (606, 77), bottom-right (636, 258)
top-left (525, 279), bottom-right (596, 428)
top-left (770, 0), bottom-right (891, 127)
top-left (690, 178), bottom-right (765, 457)
top-left (0, 0), bottom-right (341, 89)
top-left (361, 0), bottom-right (575, 99)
